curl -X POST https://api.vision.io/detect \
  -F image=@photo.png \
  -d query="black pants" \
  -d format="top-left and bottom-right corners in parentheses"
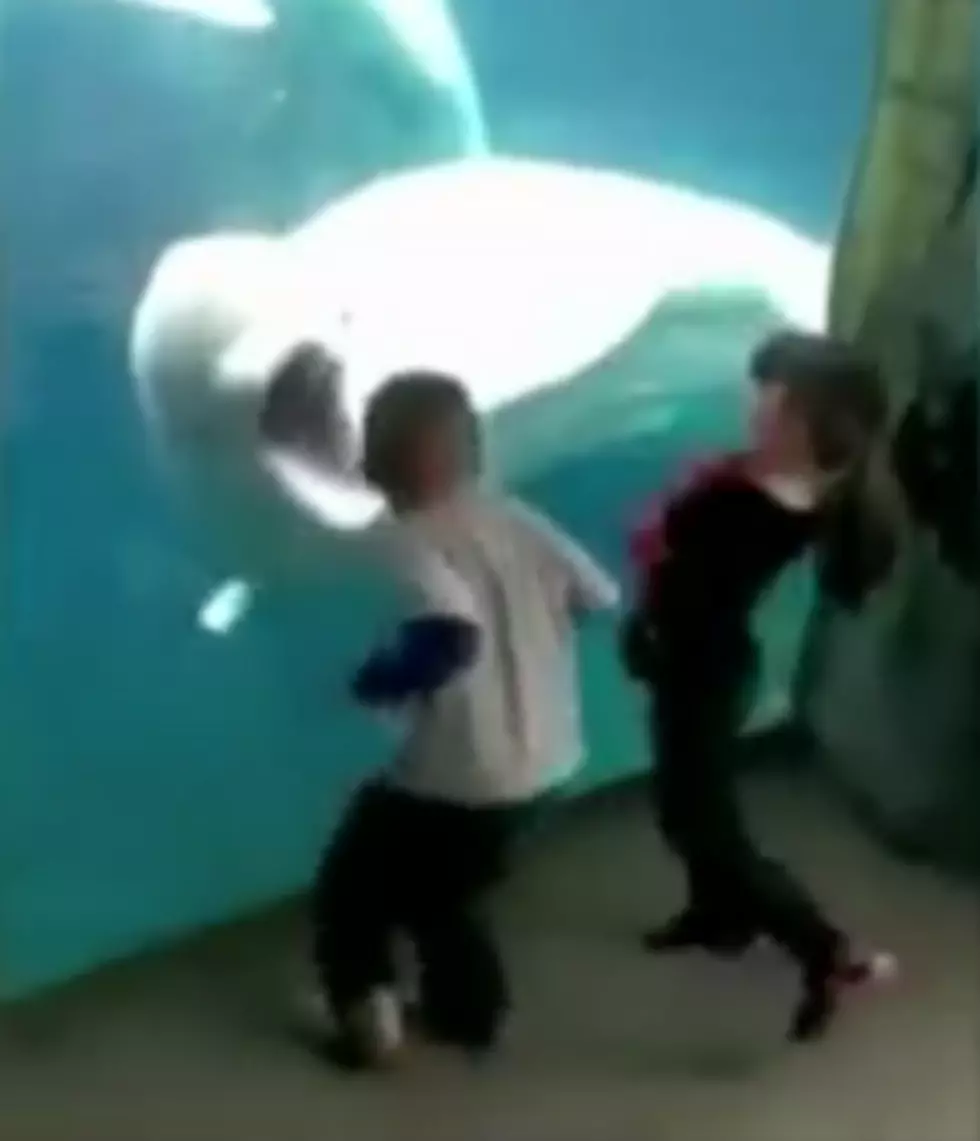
top-left (651, 672), bottom-right (843, 975)
top-left (312, 782), bottom-right (533, 1047)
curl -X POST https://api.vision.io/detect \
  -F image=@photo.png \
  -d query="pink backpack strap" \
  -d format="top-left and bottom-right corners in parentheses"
top-left (683, 452), bottom-right (749, 492)
top-left (627, 452), bottom-right (749, 573)
top-left (628, 499), bottom-right (668, 569)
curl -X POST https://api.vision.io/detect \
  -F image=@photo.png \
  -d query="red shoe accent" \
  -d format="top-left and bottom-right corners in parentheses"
top-left (835, 951), bottom-right (898, 988)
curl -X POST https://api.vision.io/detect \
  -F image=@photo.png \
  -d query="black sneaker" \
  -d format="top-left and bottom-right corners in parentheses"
top-left (642, 910), bottom-right (756, 958)
top-left (789, 974), bottom-right (837, 1042)
top-left (321, 989), bottom-right (407, 1071)
top-left (789, 949), bottom-right (897, 1042)
top-left (411, 1003), bottom-right (508, 1060)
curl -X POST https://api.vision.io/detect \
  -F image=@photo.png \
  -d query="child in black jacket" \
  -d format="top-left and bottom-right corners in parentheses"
top-left (623, 330), bottom-right (900, 1042)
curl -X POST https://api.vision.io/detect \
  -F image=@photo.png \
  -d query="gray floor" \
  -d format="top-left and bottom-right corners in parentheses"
top-left (2, 770), bottom-right (978, 1141)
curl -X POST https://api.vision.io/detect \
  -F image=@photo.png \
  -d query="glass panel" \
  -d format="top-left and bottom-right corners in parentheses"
top-left (4, 0), bottom-right (880, 992)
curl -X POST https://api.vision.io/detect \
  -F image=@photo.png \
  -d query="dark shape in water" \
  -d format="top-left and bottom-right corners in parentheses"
top-left (891, 326), bottom-right (978, 586)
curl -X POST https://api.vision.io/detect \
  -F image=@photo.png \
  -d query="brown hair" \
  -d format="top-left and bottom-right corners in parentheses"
top-left (749, 330), bottom-right (888, 473)
top-left (750, 329), bottom-right (903, 608)
top-left (361, 370), bottom-right (482, 496)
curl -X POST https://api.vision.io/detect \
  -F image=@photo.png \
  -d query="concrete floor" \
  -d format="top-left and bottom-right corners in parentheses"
top-left (2, 770), bottom-right (978, 1141)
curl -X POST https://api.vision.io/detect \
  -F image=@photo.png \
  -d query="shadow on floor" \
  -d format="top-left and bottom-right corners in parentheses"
top-left (2, 771), bottom-right (978, 1141)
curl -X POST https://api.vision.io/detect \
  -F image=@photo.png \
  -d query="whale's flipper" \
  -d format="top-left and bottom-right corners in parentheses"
top-left (196, 577), bottom-right (256, 635)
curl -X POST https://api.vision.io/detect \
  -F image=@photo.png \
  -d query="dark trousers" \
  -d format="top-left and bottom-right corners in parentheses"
top-left (651, 674), bottom-right (843, 975)
top-left (312, 782), bottom-right (532, 1047)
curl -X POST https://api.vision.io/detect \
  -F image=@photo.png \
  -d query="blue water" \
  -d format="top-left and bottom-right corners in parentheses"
top-left (2, 0), bottom-right (873, 996)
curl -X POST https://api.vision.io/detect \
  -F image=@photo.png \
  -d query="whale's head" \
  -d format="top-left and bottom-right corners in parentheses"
top-left (130, 231), bottom-right (383, 586)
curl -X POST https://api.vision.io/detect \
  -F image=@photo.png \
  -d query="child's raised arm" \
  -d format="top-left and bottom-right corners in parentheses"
top-left (506, 500), bottom-right (621, 615)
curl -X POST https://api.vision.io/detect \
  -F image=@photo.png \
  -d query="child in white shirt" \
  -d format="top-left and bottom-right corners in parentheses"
top-left (312, 370), bottom-right (620, 1069)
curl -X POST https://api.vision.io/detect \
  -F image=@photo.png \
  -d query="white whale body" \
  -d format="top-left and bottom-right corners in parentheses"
top-left (130, 156), bottom-right (830, 630)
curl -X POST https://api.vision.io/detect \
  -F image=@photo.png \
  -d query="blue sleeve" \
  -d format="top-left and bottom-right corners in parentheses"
top-left (351, 615), bottom-right (481, 706)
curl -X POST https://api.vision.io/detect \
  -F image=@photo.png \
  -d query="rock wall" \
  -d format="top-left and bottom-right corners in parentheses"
top-left (805, 175), bottom-right (979, 871)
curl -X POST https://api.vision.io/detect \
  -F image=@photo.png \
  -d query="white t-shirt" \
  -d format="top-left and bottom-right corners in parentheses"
top-left (361, 490), bottom-right (621, 806)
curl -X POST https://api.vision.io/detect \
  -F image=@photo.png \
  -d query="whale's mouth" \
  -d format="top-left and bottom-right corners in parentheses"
top-left (260, 449), bottom-right (382, 531)
top-left (257, 341), bottom-right (382, 531)
top-left (258, 343), bottom-right (352, 466)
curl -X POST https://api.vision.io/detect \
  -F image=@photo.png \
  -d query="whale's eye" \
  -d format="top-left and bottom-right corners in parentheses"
top-left (259, 343), bottom-right (351, 466)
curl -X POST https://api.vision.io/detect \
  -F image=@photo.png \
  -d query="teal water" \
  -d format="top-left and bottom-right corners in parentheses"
top-left (3, 0), bottom-right (869, 996)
